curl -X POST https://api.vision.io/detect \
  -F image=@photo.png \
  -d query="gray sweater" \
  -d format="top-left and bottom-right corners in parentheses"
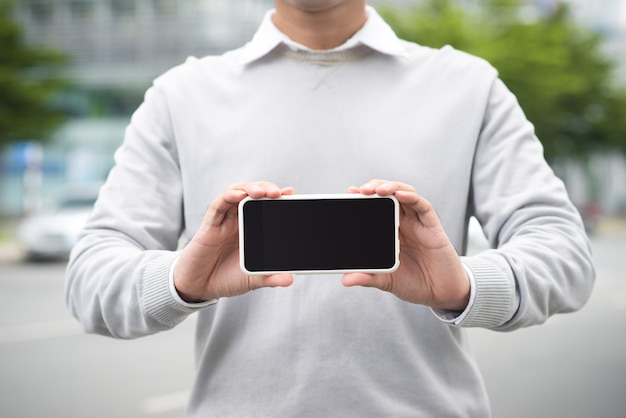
top-left (66, 8), bottom-right (595, 417)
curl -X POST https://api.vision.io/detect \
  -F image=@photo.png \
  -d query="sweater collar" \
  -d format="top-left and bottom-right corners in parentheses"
top-left (238, 6), bottom-right (408, 65)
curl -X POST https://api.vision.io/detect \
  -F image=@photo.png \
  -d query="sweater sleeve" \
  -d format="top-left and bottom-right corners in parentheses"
top-left (65, 81), bottom-right (205, 339)
top-left (456, 77), bottom-right (595, 330)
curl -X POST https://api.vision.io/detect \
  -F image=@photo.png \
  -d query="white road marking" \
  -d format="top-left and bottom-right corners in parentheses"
top-left (0, 319), bottom-right (82, 344)
top-left (140, 390), bottom-right (190, 415)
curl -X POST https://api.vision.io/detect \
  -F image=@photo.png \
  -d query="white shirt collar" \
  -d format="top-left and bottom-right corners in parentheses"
top-left (238, 6), bottom-right (408, 65)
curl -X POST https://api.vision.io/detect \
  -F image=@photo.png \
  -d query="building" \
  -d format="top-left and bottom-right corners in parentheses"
top-left (14, 0), bottom-right (273, 89)
top-left (2, 0), bottom-right (274, 215)
top-left (15, 0), bottom-right (626, 87)
top-left (2, 0), bottom-right (625, 216)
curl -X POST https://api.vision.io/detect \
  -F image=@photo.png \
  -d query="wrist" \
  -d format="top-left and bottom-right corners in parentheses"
top-left (171, 256), bottom-right (213, 304)
top-left (431, 263), bottom-right (476, 324)
top-left (449, 267), bottom-right (471, 311)
top-left (431, 262), bottom-right (471, 311)
top-left (169, 256), bottom-right (217, 307)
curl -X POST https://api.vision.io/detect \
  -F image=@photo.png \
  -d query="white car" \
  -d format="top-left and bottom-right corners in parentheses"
top-left (16, 188), bottom-right (99, 261)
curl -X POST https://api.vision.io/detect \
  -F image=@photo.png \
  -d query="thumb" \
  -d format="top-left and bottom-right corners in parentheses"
top-left (342, 273), bottom-right (388, 291)
top-left (251, 273), bottom-right (294, 290)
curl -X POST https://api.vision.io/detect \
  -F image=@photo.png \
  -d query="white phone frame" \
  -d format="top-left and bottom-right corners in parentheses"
top-left (238, 193), bottom-right (400, 275)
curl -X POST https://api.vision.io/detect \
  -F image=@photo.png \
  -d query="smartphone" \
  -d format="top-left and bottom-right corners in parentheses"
top-left (238, 194), bottom-right (400, 275)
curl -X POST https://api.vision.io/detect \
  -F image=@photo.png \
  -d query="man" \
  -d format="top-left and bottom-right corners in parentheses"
top-left (66, 1), bottom-right (595, 416)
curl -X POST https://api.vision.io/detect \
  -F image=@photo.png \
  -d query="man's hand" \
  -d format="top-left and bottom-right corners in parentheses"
top-left (344, 180), bottom-right (470, 311)
top-left (173, 182), bottom-right (295, 303)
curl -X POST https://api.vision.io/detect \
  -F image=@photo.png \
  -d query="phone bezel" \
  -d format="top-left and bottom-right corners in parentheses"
top-left (238, 194), bottom-right (400, 275)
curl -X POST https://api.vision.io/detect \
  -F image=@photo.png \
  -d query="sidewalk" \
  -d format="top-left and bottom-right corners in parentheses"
top-left (0, 242), bottom-right (25, 264)
top-left (596, 216), bottom-right (626, 236)
top-left (0, 218), bottom-right (25, 264)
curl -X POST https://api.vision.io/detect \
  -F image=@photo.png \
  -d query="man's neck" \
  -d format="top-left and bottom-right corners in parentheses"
top-left (272, 0), bottom-right (368, 50)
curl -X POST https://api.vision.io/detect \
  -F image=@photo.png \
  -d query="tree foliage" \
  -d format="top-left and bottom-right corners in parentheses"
top-left (380, 0), bottom-right (626, 160)
top-left (0, 0), bottom-right (67, 146)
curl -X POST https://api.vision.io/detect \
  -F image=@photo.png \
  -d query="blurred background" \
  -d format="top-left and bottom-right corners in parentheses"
top-left (1, 0), bottom-right (625, 417)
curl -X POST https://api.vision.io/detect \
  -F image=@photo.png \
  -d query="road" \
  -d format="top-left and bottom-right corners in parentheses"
top-left (0, 261), bottom-right (197, 418)
top-left (1, 231), bottom-right (625, 417)
top-left (469, 231), bottom-right (626, 418)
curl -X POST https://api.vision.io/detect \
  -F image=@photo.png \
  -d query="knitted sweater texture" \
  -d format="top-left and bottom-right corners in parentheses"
top-left (66, 8), bottom-right (595, 417)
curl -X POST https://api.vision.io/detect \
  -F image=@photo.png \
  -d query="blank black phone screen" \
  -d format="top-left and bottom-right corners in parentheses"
top-left (241, 197), bottom-right (397, 273)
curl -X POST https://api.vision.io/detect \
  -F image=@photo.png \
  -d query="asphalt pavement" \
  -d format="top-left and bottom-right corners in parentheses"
top-left (0, 223), bottom-right (625, 417)
top-left (469, 230), bottom-right (626, 418)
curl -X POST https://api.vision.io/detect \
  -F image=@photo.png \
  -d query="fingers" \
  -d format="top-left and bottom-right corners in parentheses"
top-left (342, 272), bottom-right (373, 287)
top-left (350, 179), bottom-right (416, 196)
top-left (394, 190), bottom-right (444, 229)
top-left (342, 272), bottom-right (390, 292)
top-left (350, 180), bottom-right (441, 228)
top-left (206, 182), bottom-right (295, 226)
top-left (228, 181), bottom-right (295, 200)
top-left (254, 273), bottom-right (294, 290)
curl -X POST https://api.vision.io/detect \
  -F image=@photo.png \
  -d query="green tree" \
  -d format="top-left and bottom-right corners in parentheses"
top-left (381, 0), bottom-right (626, 160)
top-left (0, 0), bottom-right (67, 146)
